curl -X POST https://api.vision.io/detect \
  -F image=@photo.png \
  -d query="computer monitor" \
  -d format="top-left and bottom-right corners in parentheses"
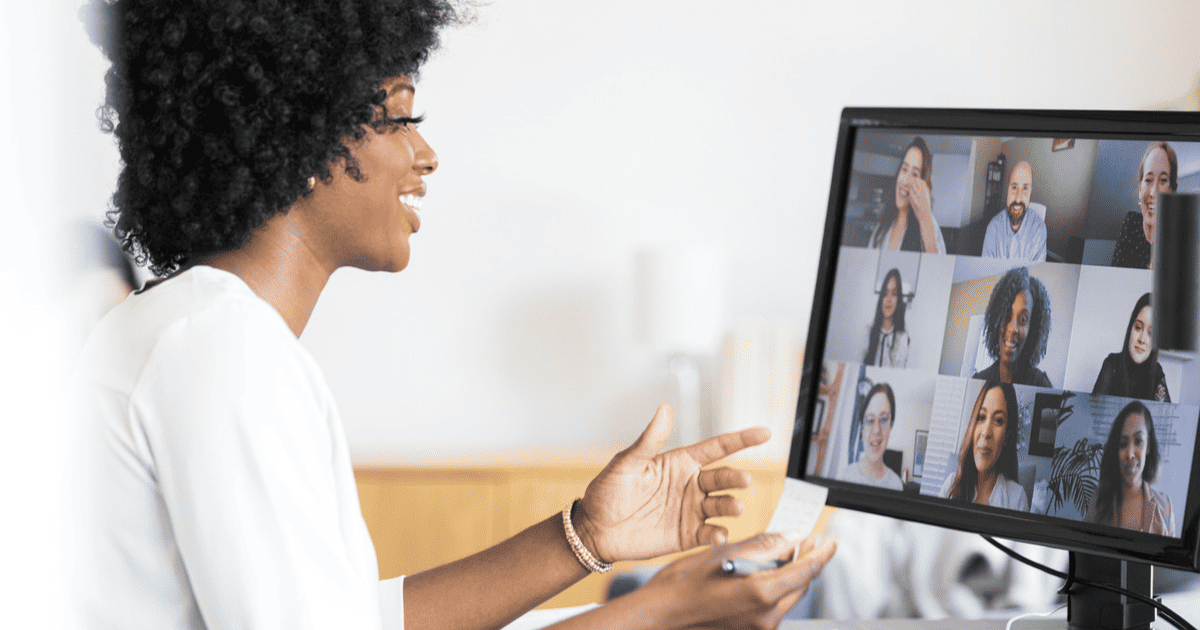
top-left (786, 108), bottom-right (1200, 628)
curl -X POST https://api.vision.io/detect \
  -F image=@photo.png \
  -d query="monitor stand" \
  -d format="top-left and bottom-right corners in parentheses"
top-left (1067, 553), bottom-right (1155, 630)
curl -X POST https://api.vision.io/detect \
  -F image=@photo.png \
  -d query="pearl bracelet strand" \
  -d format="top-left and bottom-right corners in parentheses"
top-left (562, 499), bottom-right (613, 574)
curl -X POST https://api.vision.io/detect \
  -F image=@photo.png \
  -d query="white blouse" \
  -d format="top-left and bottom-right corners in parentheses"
top-left (71, 266), bottom-right (403, 629)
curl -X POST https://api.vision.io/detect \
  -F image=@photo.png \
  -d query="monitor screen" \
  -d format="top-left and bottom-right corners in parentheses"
top-left (788, 108), bottom-right (1200, 571)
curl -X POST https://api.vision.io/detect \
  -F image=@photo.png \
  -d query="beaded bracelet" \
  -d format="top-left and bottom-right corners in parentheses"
top-left (562, 499), bottom-right (613, 574)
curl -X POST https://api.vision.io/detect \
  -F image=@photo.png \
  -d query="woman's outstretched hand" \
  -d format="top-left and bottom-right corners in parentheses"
top-left (573, 403), bottom-right (771, 564)
top-left (641, 532), bottom-right (837, 630)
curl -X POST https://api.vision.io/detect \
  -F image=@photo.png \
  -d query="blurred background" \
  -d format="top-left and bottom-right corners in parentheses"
top-left (5, 0), bottom-right (1200, 625)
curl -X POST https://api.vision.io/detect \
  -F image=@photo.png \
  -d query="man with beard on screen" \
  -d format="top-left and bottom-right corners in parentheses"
top-left (982, 160), bottom-right (1047, 262)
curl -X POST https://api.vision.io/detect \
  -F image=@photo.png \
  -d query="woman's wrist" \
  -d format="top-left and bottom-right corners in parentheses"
top-left (565, 499), bottom-right (613, 569)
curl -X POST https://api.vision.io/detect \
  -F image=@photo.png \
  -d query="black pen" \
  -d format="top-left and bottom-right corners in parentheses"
top-left (721, 558), bottom-right (786, 576)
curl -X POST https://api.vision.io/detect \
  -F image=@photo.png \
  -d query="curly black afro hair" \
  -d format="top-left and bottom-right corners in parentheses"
top-left (83, 0), bottom-right (461, 276)
top-left (983, 266), bottom-right (1051, 371)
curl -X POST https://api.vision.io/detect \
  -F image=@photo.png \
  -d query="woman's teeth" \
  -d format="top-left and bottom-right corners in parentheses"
top-left (399, 194), bottom-right (422, 215)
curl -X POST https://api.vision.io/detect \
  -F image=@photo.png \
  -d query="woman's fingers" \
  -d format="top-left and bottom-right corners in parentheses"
top-left (701, 494), bottom-right (744, 519)
top-left (694, 522), bottom-right (730, 546)
top-left (697, 466), bottom-right (752, 494)
top-left (746, 535), bottom-right (836, 604)
top-left (684, 427), bottom-right (771, 467)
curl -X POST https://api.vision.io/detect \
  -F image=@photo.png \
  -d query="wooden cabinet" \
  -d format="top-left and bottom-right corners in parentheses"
top-left (355, 452), bottom-right (799, 609)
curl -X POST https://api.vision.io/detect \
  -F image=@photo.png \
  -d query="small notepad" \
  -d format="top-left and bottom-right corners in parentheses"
top-left (765, 478), bottom-right (829, 537)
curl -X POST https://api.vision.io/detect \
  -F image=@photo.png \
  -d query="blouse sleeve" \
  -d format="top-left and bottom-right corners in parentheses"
top-left (924, 208), bottom-right (948, 255)
top-left (1155, 364), bottom-right (1171, 403)
top-left (134, 304), bottom-right (391, 629)
top-left (893, 331), bottom-right (910, 369)
top-left (1093, 355), bottom-right (1117, 396)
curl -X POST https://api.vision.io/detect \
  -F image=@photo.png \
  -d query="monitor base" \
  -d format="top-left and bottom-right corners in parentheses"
top-left (1067, 553), bottom-right (1155, 630)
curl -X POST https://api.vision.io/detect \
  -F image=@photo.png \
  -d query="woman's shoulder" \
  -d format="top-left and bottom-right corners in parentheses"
top-left (996, 475), bottom-right (1029, 511)
top-left (883, 467), bottom-right (904, 491)
top-left (1146, 486), bottom-right (1175, 535)
top-left (1021, 366), bottom-right (1052, 388)
top-left (973, 361), bottom-right (1000, 381)
top-left (938, 473), bottom-right (956, 498)
top-left (1119, 211), bottom-right (1143, 228)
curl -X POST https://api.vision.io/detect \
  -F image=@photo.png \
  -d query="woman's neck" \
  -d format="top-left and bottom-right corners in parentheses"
top-left (860, 457), bottom-right (888, 481)
top-left (881, 317), bottom-right (893, 332)
top-left (975, 470), bottom-right (998, 505)
top-left (998, 359), bottom-right (1016, 383)
top-left (197, 210), bottom-right (334, 337)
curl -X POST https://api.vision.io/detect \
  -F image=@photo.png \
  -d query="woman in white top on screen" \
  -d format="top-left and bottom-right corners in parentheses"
top-left (838, 383), bottom-right (905, 491)
top-left (863, 268), bottom-right (910, 368)
top-left (869, 137), bottom-right (947, 254)
top-left (72, 1), bottom-right (836, 629)
top-left (940, 381), bottom-right (1030, 511)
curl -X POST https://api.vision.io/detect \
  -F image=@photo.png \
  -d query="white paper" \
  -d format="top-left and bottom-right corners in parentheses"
top-left (765, 477), bottom-right (829, 537)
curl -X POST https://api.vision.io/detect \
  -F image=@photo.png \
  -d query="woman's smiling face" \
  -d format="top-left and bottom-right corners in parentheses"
top-left (972, 386), bottom-right (1008, 477)
top-left (881, 275), bottom-right (899, 322)
top-left (1000, 289), bottom-right (1031, 368)
top-left (1128, 305), bottom-right (1153, 365)
top-left (1139, 146), bottom-right (1172, 232)
top-left (1120, 413), bottom-right (1148, 488)
top-left (862, 391), bottom-right (893, 465)
top-left (894, 147), bottom-right (924, 211)
top-left (303, 76), bottom-right (439, 273)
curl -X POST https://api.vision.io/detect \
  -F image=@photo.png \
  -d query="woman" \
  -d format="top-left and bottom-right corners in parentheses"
top-left (869, 137), bottom-right (947, 254)
top-left (863, 268), bottom-right (910, 368)
top-left (1093, 293), bottom-right (1171, 402)
top-left (837, 383), bottom-right (904, 490)
top-left (73, 2), bottom-right (835, 629)
top-left (941, 381), bottom-right (1029, 511)
top-left (972, 266), bottom-right (1052, 387)
top-left (1085, 401), bottom-right (1174, 536)
top-left (1111, 141), bottom-right (1178, 269)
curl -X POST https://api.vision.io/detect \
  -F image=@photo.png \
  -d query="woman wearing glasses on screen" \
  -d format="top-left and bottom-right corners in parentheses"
top-left (972, 267), bottom-right (1052, 387)
top-left (941, 381), bottom-right (1029, 511)
top-left (837, 383), bottom-right (904, 491)
top-left (1085, 401), bottom-right (1174, 536)
top-left (869, 137), bottom-right (947, 254)
top-left (863, 268), bottom-right (909, 368)
top-left (1111, 141), bottom-right (1177, 269)
top-left (1093, 293), bottom-right (1170, 402)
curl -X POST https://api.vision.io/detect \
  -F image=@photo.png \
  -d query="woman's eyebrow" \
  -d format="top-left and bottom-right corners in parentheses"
top-left (388, 82), bottom-right (415, 96)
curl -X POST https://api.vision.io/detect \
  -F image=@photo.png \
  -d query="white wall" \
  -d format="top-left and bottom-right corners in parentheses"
top-left (38, 0), bottom-right (1200, 461)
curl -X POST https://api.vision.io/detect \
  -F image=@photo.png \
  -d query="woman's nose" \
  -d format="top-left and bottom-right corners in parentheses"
top-left (412, 128), bottom-right (438, 175)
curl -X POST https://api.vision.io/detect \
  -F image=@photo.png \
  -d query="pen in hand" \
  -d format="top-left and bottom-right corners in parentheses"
top-left (722, 543), bottom-right (802, 576)
top-left (721, 558), bottom-right (786, 576)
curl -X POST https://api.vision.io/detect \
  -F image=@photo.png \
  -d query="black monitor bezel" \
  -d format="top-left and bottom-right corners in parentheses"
top-left (787, 107), bottom-right (1200, 571)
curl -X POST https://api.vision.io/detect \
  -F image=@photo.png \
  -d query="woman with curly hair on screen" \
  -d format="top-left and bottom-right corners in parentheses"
top-left (940, 381), bottom-right (1029, 511)
top-left (1085, 401), bottom-right (1174, 536)
top-left (972, 266), bottom-right (1052, 387)
top-left (1093, 293), bottom-right (1171, 402)
top-left (72, 1), bottom-right (835, 629)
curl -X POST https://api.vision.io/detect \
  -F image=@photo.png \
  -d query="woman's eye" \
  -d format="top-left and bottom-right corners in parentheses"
top-left (389, 114), bottom-right (425, 128)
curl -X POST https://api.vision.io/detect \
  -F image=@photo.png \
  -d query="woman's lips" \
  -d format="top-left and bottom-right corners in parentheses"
top-left (399, 193), bottom-right (423, 232)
